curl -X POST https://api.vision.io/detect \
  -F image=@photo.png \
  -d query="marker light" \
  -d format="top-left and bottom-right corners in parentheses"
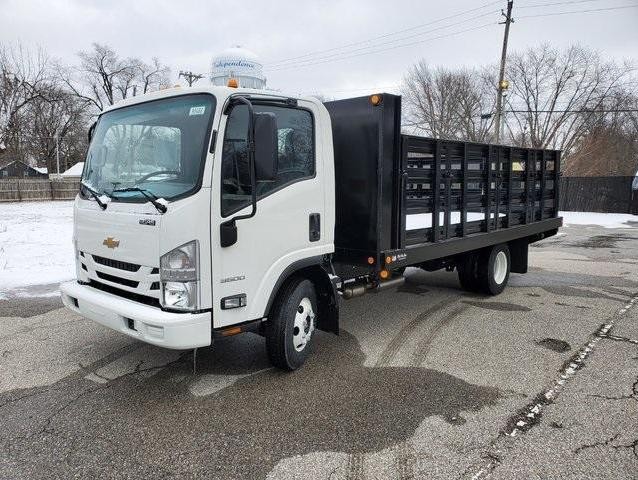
top-left (370, 94), bottom-right (383, 106)
top-left (379, 269), bottom-right (390, 279)
top-left (367, 257), bottom-right (375, 265)
top-left (221, 326), bottom-right (242, 336)
top-left (227, 78), bottom-right (238, 88)
top-left (385, 256), bottom-right (392, 264)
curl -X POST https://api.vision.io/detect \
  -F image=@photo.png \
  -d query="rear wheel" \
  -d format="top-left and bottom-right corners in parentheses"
top-left (457, 252), bottom-right (480, 292)
top-left (265, 277), bottom-right (317, 370)
top-left (477, 244), bottom-right (511, 295)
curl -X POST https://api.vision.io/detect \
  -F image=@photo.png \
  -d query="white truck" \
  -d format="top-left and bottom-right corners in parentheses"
top-left (61, 85), bottom-right (562, 370)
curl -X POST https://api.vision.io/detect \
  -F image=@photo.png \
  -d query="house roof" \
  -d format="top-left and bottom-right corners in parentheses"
top-left (0, 160), bottom-right (47, 174)
top-left (61, 162), bottom-right (84, 177)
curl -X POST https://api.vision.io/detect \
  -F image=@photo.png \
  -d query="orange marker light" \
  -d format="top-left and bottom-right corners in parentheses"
top-left (385, 256), bottom-right (392, 264)
top-left (221, 326), bottom-right (242, 336)
top-left (367, 257), bottom-right (375, 265)
top-left (379, 269), bottom-right (390, 279)
top-left (370, 94), bottom-right (383, 106)
top-left (227, 78), bottom-right (238, 88)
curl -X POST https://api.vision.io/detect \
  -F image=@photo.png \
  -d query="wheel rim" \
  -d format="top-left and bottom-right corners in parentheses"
top-left (493, 251), bottom-right (508, 285)
top-left (293, 297), bottom-right (315, 352)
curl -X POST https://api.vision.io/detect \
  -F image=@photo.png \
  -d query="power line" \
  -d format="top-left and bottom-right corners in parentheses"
top-left (267, 10), bottom-right (500, 70)
top-left (509, 109), bottom-right (638, 112)
top-left (482, 109), bottom-right (638, 116)
top-left (265, 0), bottom-right (502, 66)
top-left (518, 4), bottom-right (638, 18)
top-left (267, 22), bottom-right (497, 72)
top-left (517, 0), bottom-right (605, 8)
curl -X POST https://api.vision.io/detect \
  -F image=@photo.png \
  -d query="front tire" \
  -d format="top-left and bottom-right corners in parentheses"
top-left (265, 277), bottom-right (317, 370)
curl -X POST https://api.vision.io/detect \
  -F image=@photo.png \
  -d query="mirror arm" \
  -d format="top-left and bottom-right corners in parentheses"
top-left (220, 96), bottom-right (257, 247)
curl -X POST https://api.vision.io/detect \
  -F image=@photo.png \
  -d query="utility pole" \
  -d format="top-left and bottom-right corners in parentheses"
top-left (179, 70), bottom-right (204, 87)
top-left (494, 0), bottom-right (514, 143)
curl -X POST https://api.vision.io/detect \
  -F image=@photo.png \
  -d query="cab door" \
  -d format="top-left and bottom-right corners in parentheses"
top-left (211, 99), bottom-right (332, 328)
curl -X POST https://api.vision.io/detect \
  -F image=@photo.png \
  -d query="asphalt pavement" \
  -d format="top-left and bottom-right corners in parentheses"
top-left (0, 223), bottom-right (637, 479)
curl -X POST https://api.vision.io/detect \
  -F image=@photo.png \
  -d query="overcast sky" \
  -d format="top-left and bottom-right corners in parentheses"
top-left (1, 0), bottom-right (637, 99)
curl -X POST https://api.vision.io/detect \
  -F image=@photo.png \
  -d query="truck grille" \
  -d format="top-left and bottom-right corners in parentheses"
top-left (79, 251), bottom-right (160, 303)
top-left (92, 254), bottom-right (140, 272)
top-left (96, 271), bottom-right (139, 288)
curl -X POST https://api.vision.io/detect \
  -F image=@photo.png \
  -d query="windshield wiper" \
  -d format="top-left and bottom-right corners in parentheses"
top-left (80, 181), bottom-right (108, 210)
top-left (111, 187), bottom-right (168, 214)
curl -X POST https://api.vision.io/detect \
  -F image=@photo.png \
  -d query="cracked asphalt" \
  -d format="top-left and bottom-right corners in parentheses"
top-left (1, 222), bottom-right (637, 479)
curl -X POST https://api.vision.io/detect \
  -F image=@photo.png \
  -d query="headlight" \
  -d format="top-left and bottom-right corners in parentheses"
top-left (160, 240), bottom-right (199, 311)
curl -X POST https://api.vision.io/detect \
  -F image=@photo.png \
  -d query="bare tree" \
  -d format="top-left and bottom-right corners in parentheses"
top-left (137, 57), bottom-right (171, 94)
top-left (402, 61), bottom-right (495, 142)
top-left (0, 43), bottom-right (50, 156)
top-left (63, 43), bottom-right (170, 113)
top-left (504, 44), bottom-right (636, 154)
top-left (563, 88), bottom-right (638, 176)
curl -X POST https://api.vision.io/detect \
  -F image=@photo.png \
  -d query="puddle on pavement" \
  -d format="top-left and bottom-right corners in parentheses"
top-left (536, 338), bottom-right (571, 353)
top-left (396, 282), bottom-right (430, 296)
top-left (0, 330), bottom-right (502, 479)
top-left (570, 234), bottom-right (630, 249)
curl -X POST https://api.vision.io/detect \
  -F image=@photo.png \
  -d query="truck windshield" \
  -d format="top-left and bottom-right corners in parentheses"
top-left (82, 93), bottom-right (215, 202)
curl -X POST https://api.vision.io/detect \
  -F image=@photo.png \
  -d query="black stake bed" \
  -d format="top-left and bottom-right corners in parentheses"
top-left (324, 93), bottom-right (562, 277)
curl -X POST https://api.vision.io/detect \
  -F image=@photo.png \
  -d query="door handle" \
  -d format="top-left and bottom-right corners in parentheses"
top-left (309, 213), bottom-right (320, 242)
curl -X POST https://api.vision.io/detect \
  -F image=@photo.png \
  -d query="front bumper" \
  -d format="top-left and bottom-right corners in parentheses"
top-left (60, 281), bottom-right (212, 349)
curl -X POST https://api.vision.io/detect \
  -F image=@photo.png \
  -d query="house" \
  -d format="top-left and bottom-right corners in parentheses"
top-left (0, 160), bottom-right (49, 178)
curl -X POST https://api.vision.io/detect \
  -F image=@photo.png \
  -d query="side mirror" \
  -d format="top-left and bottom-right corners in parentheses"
top-left (254, 112), bottom-right (277, 181)
top-left (88, 121), bottom-right (97, 142)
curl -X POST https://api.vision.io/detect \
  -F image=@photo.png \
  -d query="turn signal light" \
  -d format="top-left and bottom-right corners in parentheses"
top-left (221, 326), bottom-right (242, 336)
top-left (227, 78), bottom-right (238, 88)
top-left (379, 269), bottom-right (390, 279)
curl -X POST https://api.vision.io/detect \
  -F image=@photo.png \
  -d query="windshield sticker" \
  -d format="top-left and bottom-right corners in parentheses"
top-left (189, 106), bottom-right (206, 116)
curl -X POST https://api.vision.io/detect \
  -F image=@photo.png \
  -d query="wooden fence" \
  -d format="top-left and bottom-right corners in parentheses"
top-left (0, 179), bottom-right (80, 202)
top-left (559, 176), bottom-right (638, 214)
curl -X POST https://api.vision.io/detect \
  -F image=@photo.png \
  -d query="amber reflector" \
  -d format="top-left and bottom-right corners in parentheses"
top-left (221, 326), bottom-right (242, 336)
top-left (227, 78), bottom-right (238, 88)
top-left (370, 94), bottom-right (382, 106)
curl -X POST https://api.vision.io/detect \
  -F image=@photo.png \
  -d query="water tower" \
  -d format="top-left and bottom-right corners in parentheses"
top-left (210, 46), bottom-right (266, 89)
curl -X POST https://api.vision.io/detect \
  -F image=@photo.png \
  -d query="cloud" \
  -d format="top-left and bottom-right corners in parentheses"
top-left (1, 0), bottom-right (635, 98)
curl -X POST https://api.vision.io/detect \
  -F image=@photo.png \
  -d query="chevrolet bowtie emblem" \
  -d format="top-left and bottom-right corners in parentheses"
top-left (103, 237), bottom-right (120, 249)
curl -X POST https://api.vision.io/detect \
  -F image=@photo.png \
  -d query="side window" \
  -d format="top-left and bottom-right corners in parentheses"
top-left (221, 104), bottom-right (314, 216)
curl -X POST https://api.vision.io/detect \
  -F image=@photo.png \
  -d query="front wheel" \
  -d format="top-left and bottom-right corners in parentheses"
top-left (265, 277), bottom-right (317, 370)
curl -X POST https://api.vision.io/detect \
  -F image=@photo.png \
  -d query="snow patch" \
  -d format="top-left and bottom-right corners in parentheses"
top-left (0, 201), bottom-right (75, 293)
top-left (560, 211), bottom-right (638, 229)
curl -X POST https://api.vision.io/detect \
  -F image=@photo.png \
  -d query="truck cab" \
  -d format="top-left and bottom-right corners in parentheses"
top-left (61, 86), bottom-right (338, 370)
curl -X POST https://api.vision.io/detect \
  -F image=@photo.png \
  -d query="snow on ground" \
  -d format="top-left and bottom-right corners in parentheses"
top-left (560, 211), bottom-right (638, 229)
top-left (0, 201), bottom-right (74, 295)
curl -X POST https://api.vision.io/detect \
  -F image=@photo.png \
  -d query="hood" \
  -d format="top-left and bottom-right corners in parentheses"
top-left (75, 199), bottom-right (162, 267)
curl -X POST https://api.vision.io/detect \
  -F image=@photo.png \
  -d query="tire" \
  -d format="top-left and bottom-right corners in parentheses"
top-left (265, 277), bottom-right (317, 370)
top-left (457, 252), bottom-right (480, 292)
top-left (477, 244), bottom-right (511, 295)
